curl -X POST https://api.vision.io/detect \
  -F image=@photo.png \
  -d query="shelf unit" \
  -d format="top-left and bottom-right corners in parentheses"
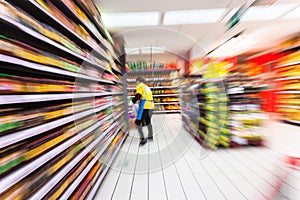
top-left (0, 53), bottom-right (113, 83)
top-left (275, 60), bottom-right (300, 69)
top-left (0, 92), bottom-right (122, 105)
top-left (0, 1), bottom-right (127, 199)
top-left (0, 13), bottom-right (111, 74)
top-left (274, 47), bottom-right (300, 126)
top-left (226, 71), bottom-right (268, 146)
top-left (183, 59), bottom-right (270, 149)
top-left (181, 74), bottom-right (231, 149)
top-left (276, 105), bottom-right (300, 109)
top-left (3, 0), bottom-right (123, 74)
top-left (126, 69), bottom-right (181, 114)
top-left (283, 119), bottom-right (300, 125)
top-left (153, 110), bottom-right (181, 114)
top-left (127, 86), bottom-right (178, 90)
top-left (275, 76), bottom-right (300, 81)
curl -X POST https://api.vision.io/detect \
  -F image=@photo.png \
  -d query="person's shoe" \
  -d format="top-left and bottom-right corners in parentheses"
top-left (148, 136), bottom-right (153, 141)
top-left (140, 138), bottom-right (147, 145)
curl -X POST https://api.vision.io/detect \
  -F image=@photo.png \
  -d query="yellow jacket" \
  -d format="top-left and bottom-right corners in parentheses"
top-left (136, 82), bottom-right (154, 109)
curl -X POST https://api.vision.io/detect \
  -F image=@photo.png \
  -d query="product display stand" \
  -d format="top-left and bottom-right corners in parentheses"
top-left (180, 77), bottom-right (203, 145)
top-left (182, 73), bottom-right (230, 150)
top-left (183, 60), bottom-right (270, 149)
top-left (0, 0), bottom-right (127, 199)
top-left (226, 69), bottom-right (268, 146)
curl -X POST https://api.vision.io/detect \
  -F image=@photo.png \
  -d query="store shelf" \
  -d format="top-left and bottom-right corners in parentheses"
top-left (0, 105), bottom-right (112, 149)
top-left (204, 77), bottom-right (224, 83)
top-left (127, 79), bottom-right (137, 82)
top-left (128, 95), bottom-right (178, 98)
top-left (86, 130), bottom-right (128, 200)
top-left (151, 86), bottom-right (177, 89)
top-left (0, 13), bottom-right (110, 73)
top-left (189, 74), bottom-right (203, 78)
top-left (112, 92), bottom-right (124, 96)
top-left (113, 101), bottom-right (124, 107)
top-left (155, 102), bottom-right (179, 105)
top-left (53, 0), bottom-right (111, 59)
top-left (0, 1), bottom-right (125, 198)
top-left (153, 110), bottom-right (181, 114)
top-left (127, 69), bottom-right (177, 74)
top-left (279, 44), bottom-right (300, 53)
top-left (275, 60), bottom-right (300, 68)
top-left (59, 123), bottom-right (124, 199)
top-left (73, 0), bottom-right (107, 38)
top-left (277, 105), bottom-right (300, 109)
top-left (113, 80), bottom-right (123, 84)
top-left (127, 86), bottom-right (177, 90)
top-left (275, 76), bottom-right (300, 81)
top-left (127, 78), bottom-right (175, 83)
top-left (26, 0), bottom-right (103, 57)
top-left (0, 92), bottom-right (121, 105)
top-left (198, 129), bottom-right (206, 138)
top-left (113, 111), bottom-right (125, 121)
top-left (112, 66), bottom-right (122, 75)
top-left (283, 119), bottom-right (300, 125)
top-left (72, 0), bottom-right (121, 63)
top-left (57, 0), bottom-right (104, 43)
top-left (29, 122), bottom-right (117, 199)
top-left (153, 94), bottom-right (179, 97)
top-left (61, 121), bottom-right (125, 199)
top-left (0, 54), bottom-right (113, 83)
top-left (0, 115), bottom-right (115, 194)
top-left (276, 91), bottom-right (300, 94)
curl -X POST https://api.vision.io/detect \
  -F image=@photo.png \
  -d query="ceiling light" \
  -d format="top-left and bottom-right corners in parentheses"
top-left (163, 9), bottom-right (226, 25)
top-left (125, 48), bottom-right (140, 54)
top-left (221, 8), bottom-right (239, 23)
top-left (241, 4), bottom-right (297, 21)
top-left (102, 12), bottom-right (160, 27)
top-left (141, 47), bottom-right (166, 54)
top-left (209, 35), bottom-right (258, 57)
top-left (282, 6), bottom-right (300, 19)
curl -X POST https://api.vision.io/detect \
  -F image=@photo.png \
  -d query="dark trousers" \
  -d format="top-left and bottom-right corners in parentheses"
top-left (135, 109), bottom-right (153, 139)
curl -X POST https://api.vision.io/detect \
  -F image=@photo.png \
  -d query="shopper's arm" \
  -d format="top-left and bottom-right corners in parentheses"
top-left (132, 93), bottom-right (142, 104)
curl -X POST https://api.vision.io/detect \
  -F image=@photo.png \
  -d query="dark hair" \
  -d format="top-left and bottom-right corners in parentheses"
top-left (136, 76), bottom-right (145, 83)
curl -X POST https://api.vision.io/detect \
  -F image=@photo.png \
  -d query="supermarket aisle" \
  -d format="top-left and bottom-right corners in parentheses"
top-left (95, 114), bottom-right (299, 200)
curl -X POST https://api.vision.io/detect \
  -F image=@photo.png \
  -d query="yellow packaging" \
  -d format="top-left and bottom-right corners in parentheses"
top-left (44, 109), bottom-right (67, 120)
top-left (25, 132), bottom-right (71, 160)
top-left (48, 153), bottom-right (73, 175)
top-left (48, 152), bottom-right (93, 200)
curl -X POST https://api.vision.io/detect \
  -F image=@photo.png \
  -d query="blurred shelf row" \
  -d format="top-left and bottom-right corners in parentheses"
top-left (0, 0), bottom-right (127, 199)
top-left (274, 38), bottom-right (300, 125)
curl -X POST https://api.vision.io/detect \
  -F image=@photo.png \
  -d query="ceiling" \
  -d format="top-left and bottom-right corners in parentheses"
top-left (94, 0), bottom-right (300, 59)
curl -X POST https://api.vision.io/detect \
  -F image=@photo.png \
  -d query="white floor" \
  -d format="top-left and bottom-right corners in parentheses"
top-left (94, 114), bottom-right (300, 200)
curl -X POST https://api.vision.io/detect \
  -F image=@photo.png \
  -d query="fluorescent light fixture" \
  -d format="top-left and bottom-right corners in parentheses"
top-left (221, 8), bottom-right (239, 23)
top-left (209, 34), bottom-right (258, 57)
top-left (125, 48), bottom-right (140, 55)
top-left (102, 12), bottom-right (160, 27)
top-left (282, 6), bottom-right (300, 19)
top-left (241, 4), bottom-right (297, 21)
top-left (141, 47), bottom-right (166, 54)
top-left (163, 9), bottom-right (226, 25)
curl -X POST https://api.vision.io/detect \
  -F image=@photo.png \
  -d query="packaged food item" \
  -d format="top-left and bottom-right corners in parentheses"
top-left (0, 73), bottom-right (26, 93)
top-left (70, 161), bottom-right (102, 200)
